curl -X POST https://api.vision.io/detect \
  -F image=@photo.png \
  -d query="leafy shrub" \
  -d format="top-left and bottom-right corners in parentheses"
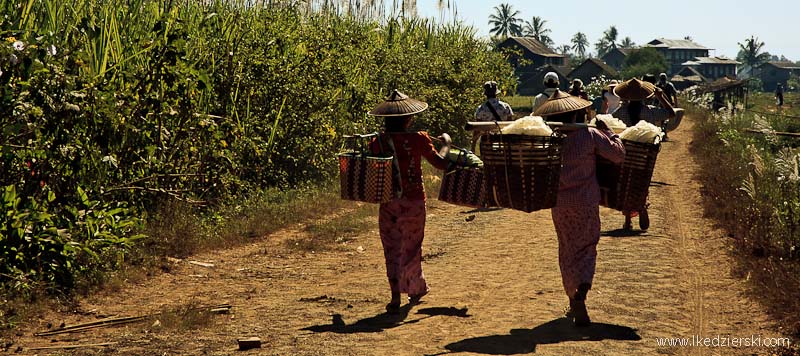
top-left (0, 0), bottom-right (514, 294)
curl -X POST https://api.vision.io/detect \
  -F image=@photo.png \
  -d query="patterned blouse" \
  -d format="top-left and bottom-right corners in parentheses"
top-left (475, 98), bottom-right (514, 122)
top-left (370, 131), bottom-right (447, 201)
top-left (557, 128), bottom-right (626, 208)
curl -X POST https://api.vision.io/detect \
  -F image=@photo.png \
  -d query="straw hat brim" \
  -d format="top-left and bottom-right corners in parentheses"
top-left (533, 90), bottom-right (592, 117)
top-left (368, 100), bottom-right (428, 116)
top-left (613, 79), bottom-right (656, 101)
top-left (368, 90), bottom-right (429, 116)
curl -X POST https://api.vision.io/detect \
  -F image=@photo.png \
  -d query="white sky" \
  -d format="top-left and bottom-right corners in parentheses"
top-left (415, 0), bottom-right (800, 61)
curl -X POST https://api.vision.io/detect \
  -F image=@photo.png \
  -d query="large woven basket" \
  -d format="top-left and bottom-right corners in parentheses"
top-left (338, 153), bottom-right (393, 204)
top-left (338, 133), bottom-right (395, 204)
top-left (480, 134), bottom-right (563, 213)
top-left (597, 139), bottom-right (660, 212)
top-left (438, 165), bottom-right (486, 208)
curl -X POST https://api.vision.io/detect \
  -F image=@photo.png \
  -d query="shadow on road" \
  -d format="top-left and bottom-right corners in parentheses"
top-left (439, 317), bottom-right (640, 355)
top-left (301, 305), bottom-right (470, 334)
top-left (601, 228), bottom-right (648, 238)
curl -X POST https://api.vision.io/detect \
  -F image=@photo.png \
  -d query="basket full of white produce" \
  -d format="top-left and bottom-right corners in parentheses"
top-left (596, 120), bottom-right (663, 213)
top-left (479, 116), bottom-right (563, 213)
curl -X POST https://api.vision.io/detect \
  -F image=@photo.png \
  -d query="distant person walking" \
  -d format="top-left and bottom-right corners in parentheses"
top-left (533, 72), bottom-right (561, 112)
top-left (474, 81), bottom-right (514, 122)
top-left (612, 78), bottom-right (676, 230)
top-left (569, 78), bottom-right (589, 100)
top-left (657, 73), bottom-right (679, 107)
top-left (776, 83), bottom-right (785, 106)
top-left (368, 90), bottom-right (452, 314)
top-left (473, 81), bottom-right (514, 149)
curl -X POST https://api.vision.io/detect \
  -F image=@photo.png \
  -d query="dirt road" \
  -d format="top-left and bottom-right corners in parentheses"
top-left (12, 117), bottom-right (788, 355)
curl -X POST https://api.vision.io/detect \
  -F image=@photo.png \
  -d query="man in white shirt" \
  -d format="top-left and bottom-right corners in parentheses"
top-left (533, 72), bottom-right (560, 112)
top-left (473, 81), bottom-right (514, 150)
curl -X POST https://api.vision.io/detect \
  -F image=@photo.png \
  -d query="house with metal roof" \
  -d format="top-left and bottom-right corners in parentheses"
top-left (568, 58), bottom-right (619, 85)
top-left (756, 61), bottom-right (800, 91)
top-left (645, 38), bottom-right (711, 74)
top-left (496, 37), bottom-right (567, 95)
top-left (600, 48), bottom-right (634, 71)
top-left (680, 57), bottom-right (740, 80)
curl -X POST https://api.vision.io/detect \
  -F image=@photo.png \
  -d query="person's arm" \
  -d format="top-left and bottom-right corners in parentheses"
top-left (654, 87), bottom-right (676, 118)
top-left (421, 132), bottom-right (451, 170)
top-left (592, 121), bottom-right (626, 164)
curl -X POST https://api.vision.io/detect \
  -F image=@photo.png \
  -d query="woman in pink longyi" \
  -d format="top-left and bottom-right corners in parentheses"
top-left (533, 90), bottom-right (626, 326)
top-left (367, 90), bottom-right (451, 314)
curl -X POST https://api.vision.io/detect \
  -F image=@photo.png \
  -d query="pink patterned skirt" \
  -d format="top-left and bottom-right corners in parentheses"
top-left (378, 198), bottom-right (429, 296)
top-left (551, 205), bottom-right (601, 299)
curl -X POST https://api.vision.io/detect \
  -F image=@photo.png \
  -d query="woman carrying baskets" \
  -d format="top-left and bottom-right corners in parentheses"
top-left (367, 90), bottom-right (451, 314)
top-left (533, 90), bottom-right (626, 326)
top-left (611, 78), bottom-right (675, 230)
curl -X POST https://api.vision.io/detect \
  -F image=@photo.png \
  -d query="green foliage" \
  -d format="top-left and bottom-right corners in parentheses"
top-left (619, 48), bottom-right (668, 79)
top-left (746, 77), bottom-right (765, 92)
top-left (0, 0), bottom-right (513, 295)
top-left (787, 74), bottom-right (800, 92)
top-left (687, 94), bottom-right (800, 259)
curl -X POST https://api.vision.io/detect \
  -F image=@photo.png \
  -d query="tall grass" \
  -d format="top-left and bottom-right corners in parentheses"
top-left (687, 91), bottom-right (800, 337)
top-left (0, 0), bottom-right (514, 299)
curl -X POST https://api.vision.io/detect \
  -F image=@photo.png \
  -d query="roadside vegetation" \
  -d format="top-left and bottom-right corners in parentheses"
top-left (0, 0), bottom-right (514, 323)
top-left (687, 91), bottom-right (800, 339)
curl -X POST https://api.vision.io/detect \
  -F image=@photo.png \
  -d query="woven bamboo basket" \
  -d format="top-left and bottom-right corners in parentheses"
top-left (438, 165), bottom-right (487, 208)
top-left (338, 133), bottom-right (394, 204)
top-left (597, 139), bottom-right (660, 212)
top-left (480, 134), bottom-right (563, 213)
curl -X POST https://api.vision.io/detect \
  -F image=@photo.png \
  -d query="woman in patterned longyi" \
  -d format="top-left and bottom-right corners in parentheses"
top-left (534, 90), bottom-right (626, 326)
top-left (367, 90), bottom-right (451, 314)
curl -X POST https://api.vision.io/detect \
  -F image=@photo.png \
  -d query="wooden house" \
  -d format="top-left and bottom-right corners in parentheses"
top-left (680, 57), bottom-right (739, 80)
top-left (600, 48), bottom-right (634, 71)
top-left (516, 64), bottom-right (570, 96)
top-left (645, 38), bottom-right (711, 75)
top-left (568, 58), bottom-right (619, 85)
top-left (756, 61), bottom-right (800, 91)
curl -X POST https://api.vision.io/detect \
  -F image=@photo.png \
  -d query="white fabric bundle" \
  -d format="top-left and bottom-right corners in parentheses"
top-left (500, 116), bottom-right (553, 136)
top-left (590, 114), bottom-right (627, 131)
top-left (619, 120), bottom-right (663, 144)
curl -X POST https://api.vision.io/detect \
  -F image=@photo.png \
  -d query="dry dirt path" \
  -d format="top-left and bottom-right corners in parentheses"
top-left (12, 116), bottom-right (788, 355)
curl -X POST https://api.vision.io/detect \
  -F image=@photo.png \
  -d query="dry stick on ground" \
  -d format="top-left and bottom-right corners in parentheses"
top-left (34, 304), bottom-right (232, 337)
top-left (26, 342), bottom-right (117, 351)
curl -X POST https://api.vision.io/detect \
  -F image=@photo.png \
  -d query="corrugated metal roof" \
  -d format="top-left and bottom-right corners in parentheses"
top-left (765, 61), bottom-right (800, 69)
top-left (568, 58), bottom-right (619, 77)
top-left (646, 38), bottom-right (711, 50)
top-left (504, 36), bottom-right (564, 58)
top-left (681, 57), bottom-right (740, 65)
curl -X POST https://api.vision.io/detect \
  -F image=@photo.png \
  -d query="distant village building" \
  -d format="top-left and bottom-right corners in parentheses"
top-left (755, 61), bottom-right (800, 91)
top-left (496, 37), bottom-right (567, 95)
top-left (645, 38), bottom-right (710, 75)
top-left (600, 48), bottom-right (634, 71)
top-left (516, 64), bottom-right (570, 96)
top-left (680, 57), bottom-right (739, 80)
top-left (670, 66), bottom-right (708, 90)
top-left (568, 58), bottom-right (619, 85)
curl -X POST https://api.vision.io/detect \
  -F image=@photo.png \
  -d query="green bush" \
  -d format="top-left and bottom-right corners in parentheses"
top-left (0, 0), bottom-right (514, 294)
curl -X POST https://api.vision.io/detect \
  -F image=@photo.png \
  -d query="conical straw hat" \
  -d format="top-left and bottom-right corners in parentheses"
top-left (533, 89), bottom-right (592, 117)
top-left (613, 78), bottom-right (656, 101)
top-left (368, 89), bottom-right (429, 117)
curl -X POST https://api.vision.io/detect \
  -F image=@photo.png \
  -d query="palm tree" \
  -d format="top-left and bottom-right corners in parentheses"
top-left (620, 37), bottom-right (635, 49)
top-left (556, 44), bottom-right (571, 55)
top-left (737, 35), bottom-right (770, 68)
top-left (523, 16), bottom-right (553, 47)
top-left (488, 3), bottom-right (522, 38)
top-left (571, 32), bottom-right (589, 58)
top-left (595, 25), bottom-right (619, 57)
